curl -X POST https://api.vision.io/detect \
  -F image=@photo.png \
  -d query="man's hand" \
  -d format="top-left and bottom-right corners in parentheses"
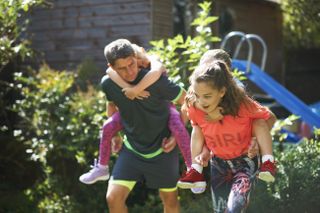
top-left (111, 135), bottom-right (123, 153)
top-left (247, 137), bottom-right (259, 158)
top-left (161, 136), bottom-right (177, 153)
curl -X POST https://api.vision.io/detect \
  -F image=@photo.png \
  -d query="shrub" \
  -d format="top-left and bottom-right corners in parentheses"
top-left (12, 64), bottom-right (107, 212)
top-left (248, 131), bottom-right (320, 213)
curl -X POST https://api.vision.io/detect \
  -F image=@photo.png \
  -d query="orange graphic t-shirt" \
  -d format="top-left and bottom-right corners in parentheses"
top-left (188, 100), bottom-right (270, 160)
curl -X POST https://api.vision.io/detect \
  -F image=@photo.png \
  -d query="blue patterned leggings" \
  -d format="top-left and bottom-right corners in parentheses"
top-left (210, 156), bottom-right (259, 213)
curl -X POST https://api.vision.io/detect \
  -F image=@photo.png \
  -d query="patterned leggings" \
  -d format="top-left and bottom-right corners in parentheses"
top-left (210, 156), bottom-right (258, 213)
top-left (98, 105), bottom-right (191, 168)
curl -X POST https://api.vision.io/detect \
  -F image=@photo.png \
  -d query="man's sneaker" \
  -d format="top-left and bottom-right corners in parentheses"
top-left (177, 168), bottom-right (206, 189)
top-left (79, 159), bottom-right (110, 184)
top-left (258, 160), bottom-right (276, 183)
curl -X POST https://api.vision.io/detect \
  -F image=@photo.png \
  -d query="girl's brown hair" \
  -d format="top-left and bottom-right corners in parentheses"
top-left (188, 61), bottom-right (251, 116)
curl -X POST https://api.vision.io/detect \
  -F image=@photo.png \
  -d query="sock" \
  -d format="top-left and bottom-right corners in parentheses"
top-left (191, 163), bottom-right (203, 173)
top-left (98, 164), bottom-right (108, 169)
top-left (262, 155), bottom-right (274, 163)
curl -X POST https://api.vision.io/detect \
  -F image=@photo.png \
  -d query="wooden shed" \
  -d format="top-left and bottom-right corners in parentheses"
top-left (212, 0), bottom-right (284, 91)
top-left (27, 0), bottom-right (173, 72)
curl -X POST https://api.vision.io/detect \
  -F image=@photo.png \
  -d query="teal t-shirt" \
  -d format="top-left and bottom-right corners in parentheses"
top-left (100, 69), bottom-right (183, 154)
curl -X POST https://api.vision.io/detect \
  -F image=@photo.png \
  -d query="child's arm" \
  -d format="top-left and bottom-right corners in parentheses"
top-left (106, 67), bottom-right (150, 100)
top-left (123, 55), bottom-right (166, 99)
top-left (205, 106), bottom-right (224, 122)
top-left (191, 125), bottom-right (207, 166)
top-left (106, 67), bottom-right (131, 89)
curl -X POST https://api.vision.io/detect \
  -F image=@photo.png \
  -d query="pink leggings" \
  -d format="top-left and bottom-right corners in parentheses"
top-left (98, 106), bottom-right (192, 168)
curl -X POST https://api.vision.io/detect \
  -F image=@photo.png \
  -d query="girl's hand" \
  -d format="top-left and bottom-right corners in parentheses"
top-left (122, 88), bottom-right (150, 100)
top-left (135, 90), bottom-right (150, 100)
top-left (247, 137), bottom-right (259, 158)
top-left (195, 147), bottom-right (212, 167)
top-left (122, 87), bottom-right (139, 100)
top-left (205, 106), bottom-right (224, 122)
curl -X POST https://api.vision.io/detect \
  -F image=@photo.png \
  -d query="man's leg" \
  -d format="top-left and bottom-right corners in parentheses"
top-left (106, 180), bottom-right (135, 213)
top-left (159, 188), bottom-right (180, 213)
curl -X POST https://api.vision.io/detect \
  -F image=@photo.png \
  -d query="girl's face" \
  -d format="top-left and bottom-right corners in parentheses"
top-left (193, 81), bottom-right (225, 113)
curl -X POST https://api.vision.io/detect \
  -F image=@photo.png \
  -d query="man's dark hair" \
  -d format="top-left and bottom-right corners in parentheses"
top-left (104, 39), bottom-right (136, 66)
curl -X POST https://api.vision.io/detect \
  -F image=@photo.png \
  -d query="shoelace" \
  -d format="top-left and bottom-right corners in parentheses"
top-left (262, 160), bottom-right (276, 172)
top-left (89, 158), bottom-right (99, 171)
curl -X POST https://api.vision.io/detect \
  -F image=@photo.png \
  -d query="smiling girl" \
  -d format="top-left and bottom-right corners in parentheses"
top-left (178, 61), bottom-right (275, 212)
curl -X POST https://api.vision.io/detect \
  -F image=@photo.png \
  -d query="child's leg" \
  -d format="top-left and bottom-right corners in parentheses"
top-left (79, 112), bottom-right (123, 184)
top-left (177, 125), bottom-right (206, 190)
top-left (168, 105), bottom-right (192, 169)
top-left (226, 158), bottom-right (258, 213)
top-left (99, 112), bottom-right (123, 166)
top-left (252, 119), bottom-right (276, 182)
top-left (191, 126), bottom-right (205, 173)
top-left (253, 119), bottom-right (273, 157)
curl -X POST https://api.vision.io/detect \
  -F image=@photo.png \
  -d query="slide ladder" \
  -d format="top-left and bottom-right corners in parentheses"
top-left (220, 31), bottom-right (320, 128)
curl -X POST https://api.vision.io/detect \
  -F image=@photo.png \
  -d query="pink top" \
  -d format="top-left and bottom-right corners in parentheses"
top-left (188, 100), bottom-right (270, 159)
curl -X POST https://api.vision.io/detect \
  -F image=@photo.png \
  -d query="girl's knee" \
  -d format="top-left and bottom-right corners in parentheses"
top-left (226, 191), bottom-right (248, 213)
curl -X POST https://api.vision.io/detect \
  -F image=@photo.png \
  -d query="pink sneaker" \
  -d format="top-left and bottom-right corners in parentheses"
top-left (79, 159), bottom-right (109, 184)
top-left (177, 168), bottom-right (206, 189)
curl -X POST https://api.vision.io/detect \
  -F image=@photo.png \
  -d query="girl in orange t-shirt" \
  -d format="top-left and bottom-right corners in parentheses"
top-left (178, 61), bottom-right (276, 212)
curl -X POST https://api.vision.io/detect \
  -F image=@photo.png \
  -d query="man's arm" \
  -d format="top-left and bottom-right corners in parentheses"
top-left (174, 88), bottom-right (186, 106)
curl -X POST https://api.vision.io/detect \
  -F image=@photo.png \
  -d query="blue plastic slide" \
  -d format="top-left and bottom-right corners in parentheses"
top-left (232, 59), bottom-right (320, 128)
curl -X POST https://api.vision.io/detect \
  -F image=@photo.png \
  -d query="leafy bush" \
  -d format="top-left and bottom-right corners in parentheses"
top-left (0, 0), bottom-right (46, 70)
top-left (12, 64), bottom-right (107, 212)
top-left (281, 0), bottom-right (320, 49)
top-left (149, 1), bottom-right (220, 86)
top-left (248, 132), bottom-right (320, 213)
top-left (5, 0), bottom-right (320, 212)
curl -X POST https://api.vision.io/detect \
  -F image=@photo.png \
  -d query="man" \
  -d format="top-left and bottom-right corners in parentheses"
top-left (101, 39), bottom-right (185, 213)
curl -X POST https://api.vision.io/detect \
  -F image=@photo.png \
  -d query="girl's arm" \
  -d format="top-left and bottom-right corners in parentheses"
top-left (191, 125), bottom-right (207, 166)
top-left (106, 67), bottom-right (150, 100)
top-left (106, 67), bottom-right (131, 89)
top-left (123, 55), bottom-right (166, 99)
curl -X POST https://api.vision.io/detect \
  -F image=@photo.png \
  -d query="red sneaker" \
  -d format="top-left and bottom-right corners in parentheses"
top-left (259, 160), bottom-right (276, 183)
top-left (177, 168), bottom-right (206, 189)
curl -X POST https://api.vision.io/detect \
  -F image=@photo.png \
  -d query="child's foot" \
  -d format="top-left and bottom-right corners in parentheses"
top-left (258, 160), bottom-right (276, 183)
top-left (177, 168), bottom-right (206, 189)
top-left (79, 160), bottom-right (110, 184)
